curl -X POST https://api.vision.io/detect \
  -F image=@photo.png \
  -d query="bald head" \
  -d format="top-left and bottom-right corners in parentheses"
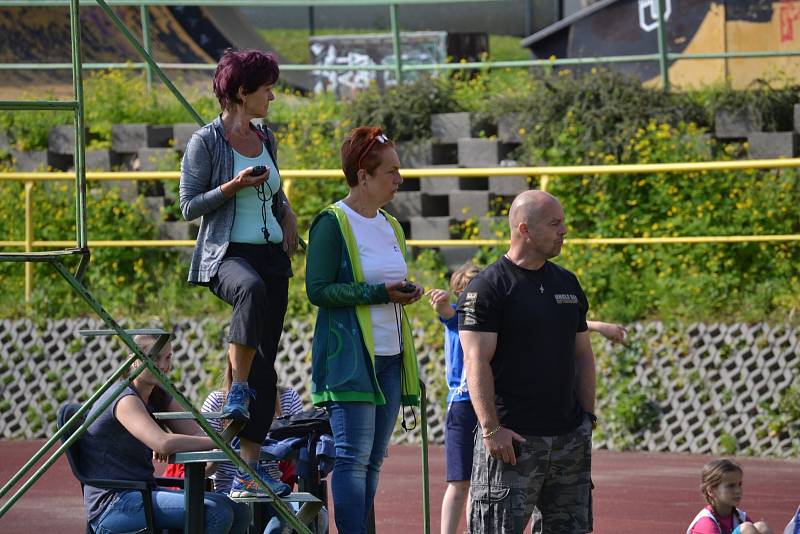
top-left (508, 190), bottom-right (561, 236)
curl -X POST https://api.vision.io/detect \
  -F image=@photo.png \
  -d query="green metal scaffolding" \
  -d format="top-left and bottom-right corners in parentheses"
top-left (0, 0), bottom-right (315, 531)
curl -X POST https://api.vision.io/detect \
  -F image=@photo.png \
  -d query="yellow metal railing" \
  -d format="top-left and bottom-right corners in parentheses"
top-left (3, 159), bottom-right (800, 301)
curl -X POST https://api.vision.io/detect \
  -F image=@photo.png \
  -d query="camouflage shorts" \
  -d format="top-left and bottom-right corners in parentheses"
top-left (468, 414), bottom-right (593, 534)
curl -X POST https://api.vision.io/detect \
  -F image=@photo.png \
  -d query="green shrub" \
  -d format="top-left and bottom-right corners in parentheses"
top-left (346, 76), bottom-right (459, 141)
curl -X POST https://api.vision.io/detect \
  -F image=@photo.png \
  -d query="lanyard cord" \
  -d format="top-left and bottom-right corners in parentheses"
top-left (255, 179), bottom-right (274, 243)
top-left (394, 302), bottom-right (416, 431)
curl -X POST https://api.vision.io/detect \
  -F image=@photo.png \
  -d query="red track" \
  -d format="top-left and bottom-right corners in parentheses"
top-left (1, 440), bottom-right (798, 533)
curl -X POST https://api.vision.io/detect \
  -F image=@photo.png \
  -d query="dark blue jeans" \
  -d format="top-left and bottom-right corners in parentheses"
top-left (328, 353), bottom-right (402, 534)
top-left (89, 488), bottom-right (251, 534)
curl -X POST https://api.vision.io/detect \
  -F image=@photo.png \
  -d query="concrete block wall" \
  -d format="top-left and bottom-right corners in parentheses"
top-left (6, 122), bottom-right (197, 240)
top-left (387, 112), bottom-right (530, 268)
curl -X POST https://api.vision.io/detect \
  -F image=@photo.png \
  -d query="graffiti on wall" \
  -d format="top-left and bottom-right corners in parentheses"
top-left (310, 31), bottom-right (447, 97)
top-left (638, 0), bottom-right (672, 31)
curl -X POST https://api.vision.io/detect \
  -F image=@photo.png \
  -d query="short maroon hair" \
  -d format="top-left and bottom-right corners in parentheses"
top-left (213, 48), bottom-right (279, 110)
top-left (341, 126), bottom-right (395, 187)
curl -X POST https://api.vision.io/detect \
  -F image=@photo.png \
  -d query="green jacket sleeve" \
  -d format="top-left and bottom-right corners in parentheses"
top-left (306, 212), bottom-right (390, 308)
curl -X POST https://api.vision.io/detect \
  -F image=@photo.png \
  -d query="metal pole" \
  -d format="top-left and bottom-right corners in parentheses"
top-left (420, 381), bottom-right (431, 534)
top-left (70, 0), bottom-right (88, 248)
top-left (308, 6), bottom-right (315, 36)
top-left (24, 181), bottom-right (33, 303)
top-left (524, 0), bottom-right (533, 36)
top-left (389, 3), bottom-right (403, 84)
top-left (656, 0), bottom-right (670, 92)
top-left (140, 4), bottom-right (153, 92)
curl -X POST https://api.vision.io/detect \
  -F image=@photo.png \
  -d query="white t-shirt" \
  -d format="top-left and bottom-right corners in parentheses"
top-left (337, 200), bottom-right (408, 356)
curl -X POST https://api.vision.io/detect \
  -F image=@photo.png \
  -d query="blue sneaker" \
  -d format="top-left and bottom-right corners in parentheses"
top-left (220, 383), bottom-right (253, 422)
top-left (229, 465), bottom-right (291, 498)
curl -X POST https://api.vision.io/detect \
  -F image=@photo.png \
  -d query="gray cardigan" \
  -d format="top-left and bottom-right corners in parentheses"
top-left (179, 115), bottom-right (288, 284)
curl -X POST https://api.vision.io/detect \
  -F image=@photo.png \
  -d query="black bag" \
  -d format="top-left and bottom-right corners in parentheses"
top-left (268, 407), bottom-right (332, 440)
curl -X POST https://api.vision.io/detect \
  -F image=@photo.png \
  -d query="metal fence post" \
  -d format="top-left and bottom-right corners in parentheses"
top-left (390, 3), bottom-right (403, 84)
top-left (24, 181), bottom-right (34, 303)
top-left (140, 4), bottom-right (153, 92)
top-left (656, 0), bottom-right (670, 92)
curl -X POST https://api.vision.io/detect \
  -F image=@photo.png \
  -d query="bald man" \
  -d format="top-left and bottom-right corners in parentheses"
top-left (458, 190), bottom-right (596, 533)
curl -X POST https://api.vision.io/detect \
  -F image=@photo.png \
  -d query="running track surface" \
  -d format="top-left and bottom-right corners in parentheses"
top-left (1, 440), bottom-right (798, 533)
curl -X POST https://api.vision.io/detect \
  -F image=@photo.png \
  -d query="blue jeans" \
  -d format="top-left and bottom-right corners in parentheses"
top-left (328, 353), bottom-right (402, 534)
top-left (90, 488), bottom-right (251, 534)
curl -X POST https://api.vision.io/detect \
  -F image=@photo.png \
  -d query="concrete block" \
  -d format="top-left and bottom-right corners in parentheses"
top-left (440, 247), bottom-right (477, 270)
top-left (409, 216), bottom-right (451, 240)
top-left (84, 150), bottom-right (117, 171)
top-left (112, 124), bottom-right (173, 152)
top-left (458, 138), bottom-right (506, 168)
top-left (421, 165), bottom-right (460, 194)
top-left (0, 131), bottom-right (10, 151)
top-left (48, 125), bottom-right (76, 155)
top-left (421, 194), bottom-right (449, 217)
top-left (747, 132), bottom-right (798, 158)
top-left (490, 161), bottom-right (529, 195)
top-left (172, 123), bottom-right (197, 153)
top-left (794, 104), bottom-right (800, 134)
top-left (158, 221), bottom-right (192, 240)
top-left (10, 150), bottom-right (70, 171)
top-left (715, 108), bottom-right (761, 139)
top-left (11, 150), bottom-right (47, 171)
top-left (396, 140), bottom-right (433, 167)
top-left (479, 216), bottom-right (506, 239)
top-left (137, 148), bottom-right (179, 172)
top-left (489, 174), bottom-right (528, 195)
top-left (449, 191), bottom-right (490, 221)
top-left (431, 112), bottom-right (473, 143)
top-left (386, 191), bottom-right (422, 220)
top-left (498, 113), bottom-right (525, 143)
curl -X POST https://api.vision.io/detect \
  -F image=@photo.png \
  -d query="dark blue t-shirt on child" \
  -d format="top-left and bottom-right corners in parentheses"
top-left (81, 384), bottom-right (157, 521)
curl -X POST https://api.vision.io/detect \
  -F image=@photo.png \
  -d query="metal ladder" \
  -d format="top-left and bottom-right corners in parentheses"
top-left (0, 1), bottom-right (312, 531)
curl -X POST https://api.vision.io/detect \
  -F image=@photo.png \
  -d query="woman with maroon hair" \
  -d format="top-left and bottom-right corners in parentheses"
top-left (179, 48), bottom-right (298, 499)
top-left (305, 126), bottom-right (423, 533)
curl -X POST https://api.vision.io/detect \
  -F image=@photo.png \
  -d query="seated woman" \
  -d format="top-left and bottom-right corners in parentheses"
top-left (80, 334), bottom-right (251, 534)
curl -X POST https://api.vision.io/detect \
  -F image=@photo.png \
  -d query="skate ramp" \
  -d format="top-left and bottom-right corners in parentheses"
top-left (0, 5), bottom-right (308, 95)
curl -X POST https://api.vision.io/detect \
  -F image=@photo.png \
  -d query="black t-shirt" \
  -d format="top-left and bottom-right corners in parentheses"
top-left (457, 256), bottom-right (589, 436)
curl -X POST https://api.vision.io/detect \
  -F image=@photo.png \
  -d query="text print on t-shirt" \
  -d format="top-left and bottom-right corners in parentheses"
top-left (554, 293), bottom-right (579, 304)
top-left (462, 291), bottom-right (478, 326)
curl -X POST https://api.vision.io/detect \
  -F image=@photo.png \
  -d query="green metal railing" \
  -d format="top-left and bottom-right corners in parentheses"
top-left (2, 0), bottom-right (800, 91)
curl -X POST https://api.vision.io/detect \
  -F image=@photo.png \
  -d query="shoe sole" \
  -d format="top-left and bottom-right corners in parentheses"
top-left (219, 408), bottom-right (250, 422)
top-left (229, 489), bottom-right (269, 499)
top-left (229, 485), bottom-right (291, 499)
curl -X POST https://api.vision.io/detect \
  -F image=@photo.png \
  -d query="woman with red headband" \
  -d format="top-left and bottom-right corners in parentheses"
top-left (305, 126), bottom-right (423, 533)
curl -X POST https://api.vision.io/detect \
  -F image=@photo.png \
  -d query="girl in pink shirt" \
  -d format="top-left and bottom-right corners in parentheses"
top-left (687, 459), bottom-right (773, 534)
